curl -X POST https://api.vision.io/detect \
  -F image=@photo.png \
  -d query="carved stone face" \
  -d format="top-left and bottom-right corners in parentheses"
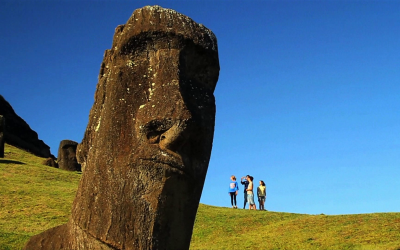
top-left (57, 140), bottom-right (81, 171)
top-left (70, 35), bottom-right (218, 248)
top-left (63, 145), bottom-right (77, 161)
top-left (122, 38), bottom-right (219, 248)
top-left (133, 40), bottom-right (219, 182)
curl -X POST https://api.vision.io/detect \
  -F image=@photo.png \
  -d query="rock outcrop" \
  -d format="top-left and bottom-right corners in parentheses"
top-left (0, 115), bottom-right (4, 158)
top-left (24, 5), bottom-right (219, 250)
top-left (57, 140), bottom-right (81, 171)
top-left (0, 95), bottom-right (52, 158)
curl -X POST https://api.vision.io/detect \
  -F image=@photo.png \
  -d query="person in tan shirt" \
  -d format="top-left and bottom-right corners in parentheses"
top-left (257, 180), bottom-right (266, 210)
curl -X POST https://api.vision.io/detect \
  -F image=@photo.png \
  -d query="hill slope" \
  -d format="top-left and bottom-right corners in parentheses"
top-left (1, 144), bottom-right (399, 250)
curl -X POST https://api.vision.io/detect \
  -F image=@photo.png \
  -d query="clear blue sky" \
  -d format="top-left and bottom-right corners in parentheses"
top-left (1, 1), bottom-right (399, 215)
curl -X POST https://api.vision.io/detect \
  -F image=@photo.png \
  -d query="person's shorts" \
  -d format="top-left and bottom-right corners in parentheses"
top-left (247, 193), bottom-right (255, 205)
top-left (258, 196), bottom-right (266, 202)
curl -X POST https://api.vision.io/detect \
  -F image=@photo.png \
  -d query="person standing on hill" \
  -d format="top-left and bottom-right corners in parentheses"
top-left (240, 175), bottom-right (250, 209)
top-left (257, 180), bottom-right (266, 210)
top-left (246, 176), bottom-right (257, 210)
top-left (228, 175), bottom-right (239, 208)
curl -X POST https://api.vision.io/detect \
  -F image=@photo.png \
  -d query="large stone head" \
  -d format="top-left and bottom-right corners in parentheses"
top-left (73, 6), bottom-right (219, 249)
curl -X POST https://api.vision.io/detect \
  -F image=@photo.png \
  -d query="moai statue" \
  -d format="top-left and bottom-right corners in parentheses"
top-left (57, 140), bottom-right (81, 171)
top-left (42, 157), bottom-right (58, 168)
top-left (24, 5), bottom-right (219, 250)
top-left (0, 115), bottom-right (4, 158)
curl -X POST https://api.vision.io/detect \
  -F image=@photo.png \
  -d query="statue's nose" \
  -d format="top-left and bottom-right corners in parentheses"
top-left (158, 120), bottom-right (189, 153)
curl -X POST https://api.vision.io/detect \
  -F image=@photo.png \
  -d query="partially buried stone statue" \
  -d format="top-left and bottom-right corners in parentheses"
top-left (57, 140), bottom-right (81, 171)
top-left (24, 5), bottom-right (219, 250)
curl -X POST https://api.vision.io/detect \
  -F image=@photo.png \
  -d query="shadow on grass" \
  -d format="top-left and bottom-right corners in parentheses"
top-left (0, 159), bottom-right (25, 165)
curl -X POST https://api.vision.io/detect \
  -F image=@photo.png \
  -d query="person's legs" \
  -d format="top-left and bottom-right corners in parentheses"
top-left (250, 194), bottom-right (256, 210)
top-left (248, 193), bottom-right (256, 210)
top-left (261, 197), bottom-right (265, 210)
top-left (262, 197), bottom-right (266, 210)
top-left (230, 192), bottom-right (234, 207)
top-left (243, 192), bottom-right (247, 209)
top-left (233, 194), bottom-right (237, 207)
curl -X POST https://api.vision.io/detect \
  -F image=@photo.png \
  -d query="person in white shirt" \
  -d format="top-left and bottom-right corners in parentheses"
top-left (245, 176), bottom-right (257, 210)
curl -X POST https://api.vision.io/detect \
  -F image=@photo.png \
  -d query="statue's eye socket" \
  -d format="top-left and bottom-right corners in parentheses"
top-left (143, 118), bottom-right (173, 144)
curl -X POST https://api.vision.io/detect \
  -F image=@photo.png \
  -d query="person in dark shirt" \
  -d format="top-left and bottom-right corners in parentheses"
top-left (240, 175), bottom-right (250, 209)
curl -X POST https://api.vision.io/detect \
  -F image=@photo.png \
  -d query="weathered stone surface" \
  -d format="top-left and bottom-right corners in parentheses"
top-left (42, 157), bottom-right (58, 168)
top-left (0, 95), bottom-right (52, 158)
top-left (57, 140), bottom-right (81, 171)
top-left (24, 5), bottom-right (219, 250)
top-left (0, 115), bottom-right (4, 158)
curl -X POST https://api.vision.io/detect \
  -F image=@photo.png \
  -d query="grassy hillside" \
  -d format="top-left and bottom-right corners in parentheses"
top-left (192, 206), bottom-right (400, 250)
top-left (1, 143), bottom-right (400, 250)
top-left (0, 144), bottom-right (81, 250)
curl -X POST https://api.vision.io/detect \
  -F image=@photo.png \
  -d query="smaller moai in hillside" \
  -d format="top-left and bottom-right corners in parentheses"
top-left (57, 140), bottom-right (81, 171)
top-left (42, 157), bottom-right (58, 168)
top-left (0, 115), bottom-right (5, 158)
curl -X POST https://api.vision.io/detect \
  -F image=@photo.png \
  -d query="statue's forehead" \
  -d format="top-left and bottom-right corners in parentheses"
top-left (119, 32), bottom-right (215, 56)
top-left (113, 6), bottom-right (218, 51)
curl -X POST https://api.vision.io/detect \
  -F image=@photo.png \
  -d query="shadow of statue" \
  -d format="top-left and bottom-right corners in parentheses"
top-left (0, 159), bottom-right (25, 165)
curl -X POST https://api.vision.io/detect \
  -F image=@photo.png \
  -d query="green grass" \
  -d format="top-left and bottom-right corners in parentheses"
top-left (0, 144), bottom-right (81, 250)
top-left (192, 205), bottom-right (400, 250)
top-left (1, 143), bottom-right (400, 250)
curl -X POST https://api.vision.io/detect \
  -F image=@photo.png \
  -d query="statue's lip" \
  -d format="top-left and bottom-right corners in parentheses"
top-left (139, 151), bottom-right (185, 173)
